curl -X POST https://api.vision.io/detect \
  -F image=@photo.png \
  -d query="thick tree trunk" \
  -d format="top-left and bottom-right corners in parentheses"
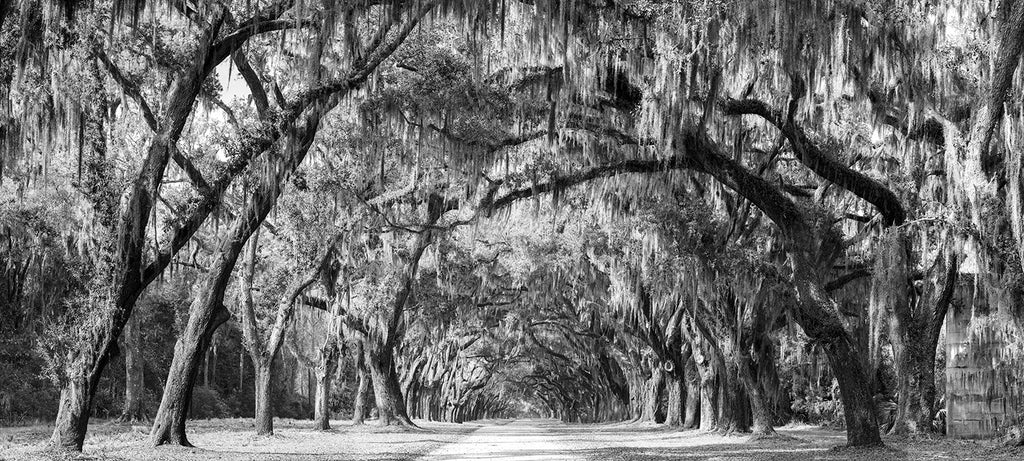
top-left (684, 384), bottom-right (701, 428)
top-left (352, 341), bottom-right (371, 424)
top-left (666, 373), bottom-right (685, 426)
top-left (638, 366), bottom-right (664, 423)
top-left (400, 357), bottom-right (425, 419)
top-left (883, 236), bottom-right (957, 436)
top-left (600, 350), bottom-right (631, 414)
top-left (352, 363), bottom-right (370, 424)
top-left (700, 381), bottom-right (717, 430)
top-left (684, 355), bottom-right (701, 428)
top-left (313, 370), bottom-right (331, 430)
top-left (823, 337), bottom-right (881, 446)
top-left (405, 382), bottom-right (420, 419)
top-left (49, 377), bottom-right (92, 450)
top-left (737, 351), bottom-right (775, 436)
top-left (365, 345), bottom-right (414, 426)
top-left (715, 354), bottom-right (748, 434)
top-left (626, 369), bottom-right (645, 421)
top-left (793, 274), bottom-right (881, 446)
top-left (696, 354), bottom-right (718, 431)
top-left (254, 364), bottom-right (274, 436)
top-left (313, 343), bottom-right (338, 430)
top-left (119, 313), bottom-right (147, 423)
top-left (149, 303), bottom-right (230, 446)
top-left (888, 334), bottom-right (936, 435)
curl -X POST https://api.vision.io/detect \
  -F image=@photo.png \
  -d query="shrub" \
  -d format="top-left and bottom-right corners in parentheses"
top-left (189, 386), bottom-right (232, 420)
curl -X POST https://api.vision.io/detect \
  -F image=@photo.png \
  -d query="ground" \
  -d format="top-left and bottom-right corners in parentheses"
top-left (2, 418), bottom-right (1023, 460)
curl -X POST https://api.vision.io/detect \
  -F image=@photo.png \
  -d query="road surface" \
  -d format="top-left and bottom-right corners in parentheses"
top-left (419, 419), bottom-right (585, 460)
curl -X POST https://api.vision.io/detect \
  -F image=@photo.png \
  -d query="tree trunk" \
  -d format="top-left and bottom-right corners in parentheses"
top-left (788, 254), bottom-right (882, 447)
top-left (697, 356), bottom-right (718, 431)
top-left (240, 230), bottom-right (338, 436)
top-left (313, 342), bottom-right (338, 430)
top-left (239, 350), bottom-right (245, 393)
top-left (888, 336), bottom-right (936, 435)
top-left (822, 335), bottom-right (881, 446)
top-left (49, 376), bottom-right (91, 450)
top-left (400, 357), bottom-right (425, 419)
top-left (716, 354), bottom-right (748, 433)
top-left (365, 345), bottom-right (414, 426)
top-left (737, 351), bottom-right (776, 436)
top-left (684, 355), bottom-right (701, 428)
top-left (883, 236), bottom-right (957, 436)
top-left (119, 312), bottom-right (148, 423)
top-left (254, 364), bottom-right (274, 436)
top-left (638, 366), bottom-right (664, 423)
top-left (352, 345), bottom-right (370, 425)
top-left (793, 276), bottom-right (881, 445)
top-left (626, 369), bottom-right (645, 421)
top-left (313, 369), bottom-right (332, 430)
top-left (149, 303), bottom-right (230, 446)
top-left (887, 300), bottom-right (944, 436)
top-left (666, 373), bottom-right (684, 426)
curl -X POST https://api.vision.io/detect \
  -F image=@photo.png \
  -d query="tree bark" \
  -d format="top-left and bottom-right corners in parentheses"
top-left (313, 341), bottom-right (338, 430)
top-left (365, 344), bottom-right (414, 426)
top-left (737, 351), bottom-right (776, 436)
top-left (313, 265), bottom-right (343, 431)
top-left (148, 303), bottom-right (230, 446)
top-left (626, 368), bottom-right (645, 421)
top-left (638, 365), bottom-right (664, 423)
top-left (253, 364), bottom-right (274, 436)
top-left (792, 268), bottom-right (881, 446)
top-left (684, 357), bottom-right (701, 429)
top-left (692, 341), bottom-right (718, 431)
top-left (699, 376), bottom-right (717, 430)
top-left (666, 373), bottom-right (685, 426)
top-left (886, 249), bottom-right (958, 435)
top-left (400, 357), bottom-right (426, 419)
top-left (714, 348), bottom-right (747, 434)
top-left (313, 367), bottom-right (333, 430)
top-left (888, 330), bottom-right (935, 435)
top-left (352, 345), bottom-right (371, 425)
top-left (119, 312), bottom-right (148, 423)
top-left (49, 377), bottom-right (91, 450)
top-left (150, 233), bottom-right (250, 448)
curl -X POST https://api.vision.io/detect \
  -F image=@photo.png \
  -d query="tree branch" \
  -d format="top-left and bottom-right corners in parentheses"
top-left (231, 49), bottom-right (271, 119)
top-left (721, 96), bottom-right (907, 226)
top-left (929, 254), bottom-right (959, 344)
top-left (824, 269), bottom-right (871, 292)
top-left (96, 49), bottom-right (157, 131)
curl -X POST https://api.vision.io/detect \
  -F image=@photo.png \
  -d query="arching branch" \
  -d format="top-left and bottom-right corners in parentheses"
top-left (231, 49), bottom-right (270, 119)
top-left (95, 49), bottom-right (156, 131)
top-left (720, 96), bottom-right (907, 226)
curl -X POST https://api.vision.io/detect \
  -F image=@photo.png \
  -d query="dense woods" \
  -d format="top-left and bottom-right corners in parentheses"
top-left (4, 0), bottom-right (1024, 458)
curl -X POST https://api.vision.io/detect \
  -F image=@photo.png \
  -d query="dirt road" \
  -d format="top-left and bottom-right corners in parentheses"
top-left (419, 419), bottom-right (585, 460)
